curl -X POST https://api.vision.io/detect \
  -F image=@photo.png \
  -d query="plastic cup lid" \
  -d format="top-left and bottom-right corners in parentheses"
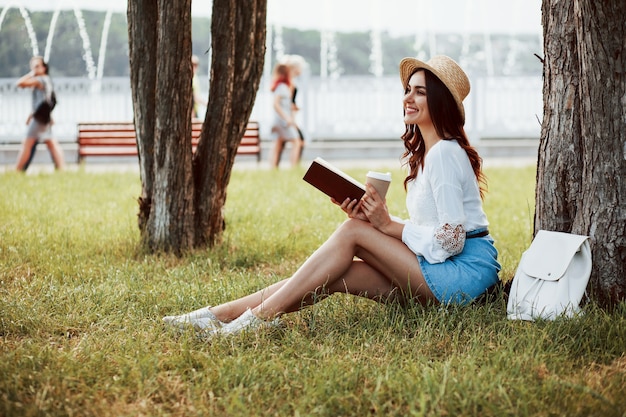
top-left (366, 171), bottom-right (391, 182)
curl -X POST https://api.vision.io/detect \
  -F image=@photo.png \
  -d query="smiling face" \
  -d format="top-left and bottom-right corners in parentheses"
top-left (403, 70), bottom-right (432, 128)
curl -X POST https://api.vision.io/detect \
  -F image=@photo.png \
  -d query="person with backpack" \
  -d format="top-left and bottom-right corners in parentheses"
top-left (15, 56), bottom-right (65, 171)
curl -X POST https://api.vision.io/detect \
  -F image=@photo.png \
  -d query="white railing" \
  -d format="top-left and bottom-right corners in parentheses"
top-left (0, 74), bottom-right (542, 144)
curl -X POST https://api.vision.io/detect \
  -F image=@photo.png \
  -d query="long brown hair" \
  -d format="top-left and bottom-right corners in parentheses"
top-left (402, 69), bottom-right (486, 198)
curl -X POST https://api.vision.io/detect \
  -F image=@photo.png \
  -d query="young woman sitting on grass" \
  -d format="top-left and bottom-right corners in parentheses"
top-left (163, 55), bottom-right (501, 338)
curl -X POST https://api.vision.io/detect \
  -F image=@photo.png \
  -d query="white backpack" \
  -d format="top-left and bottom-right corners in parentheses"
top-left (507, 230), bottom-right (592, 321)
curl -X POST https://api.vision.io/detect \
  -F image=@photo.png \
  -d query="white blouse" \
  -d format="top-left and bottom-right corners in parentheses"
top-left (397, 139), bottom-right (489, 264)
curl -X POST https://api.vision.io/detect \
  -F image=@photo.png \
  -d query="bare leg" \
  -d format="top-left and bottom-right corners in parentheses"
top-left (296, 127), bottom-right (305, 164)
top-left (289, 139), bottom-right (303, 167)
top-left (210, 219), bottom-right (436, 322)
top-left (44, 139), bottom-right (65, 170)
top-left (208, 279), bottom-right (287, 322)
top-left (270, 138), bottom-right (286, 168)
top-left (15, 138), bottom-right (38, 171)
top-left (23, 140), bottom-right (39, 170)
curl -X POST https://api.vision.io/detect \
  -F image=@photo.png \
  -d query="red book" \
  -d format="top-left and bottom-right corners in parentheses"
top-left (303, 157), bottom-right (366, 202)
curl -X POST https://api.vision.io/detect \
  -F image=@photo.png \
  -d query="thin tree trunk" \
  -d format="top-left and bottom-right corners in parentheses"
top-left (147, 0), bottom-right (195, 253)
top-left (127, 0), bottom-right (158, 233)
top-left (535, 0), bottom-right (583, 234)
top-left (192, 0), bottom-right (267, 247)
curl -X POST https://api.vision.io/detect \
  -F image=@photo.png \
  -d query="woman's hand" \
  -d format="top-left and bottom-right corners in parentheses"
top-left (360, 184), bottom-right (392, 231)
top-left (331, 196), bottom-right (368, 221)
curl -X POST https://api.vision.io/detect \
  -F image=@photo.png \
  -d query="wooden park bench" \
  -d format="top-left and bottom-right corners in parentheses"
top-left (77, 120), bottom-right (261, 163)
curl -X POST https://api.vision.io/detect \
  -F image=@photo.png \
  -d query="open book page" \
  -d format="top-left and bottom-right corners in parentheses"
top-left (303, 157), bottom-right (366, 202)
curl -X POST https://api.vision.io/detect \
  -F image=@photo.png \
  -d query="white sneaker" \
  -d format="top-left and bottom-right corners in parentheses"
top-left (214, 308), bottom-right (279, 337)
top-left (162, 306), bottom-right (223, 331)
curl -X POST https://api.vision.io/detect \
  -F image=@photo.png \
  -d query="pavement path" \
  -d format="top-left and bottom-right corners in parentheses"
top-left (1, 155), bottom-right (536, 175)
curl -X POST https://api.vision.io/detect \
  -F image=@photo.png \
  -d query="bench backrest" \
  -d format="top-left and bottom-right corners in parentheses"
top-left (77, 121), bottom-right (261, 161)
top-left (78, 121), bottom-right (259, 142)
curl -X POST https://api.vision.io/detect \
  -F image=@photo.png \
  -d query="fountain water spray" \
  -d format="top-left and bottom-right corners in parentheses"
top-left (412, 0), bottom-right (434, 60)
top-left (273, 24), bottom-right (285, 63)
top-left (96, 10), bottom-right (113, 81)
top-left (460, 0), bottom-right (494, 76)
top-left (0, 5), bottom-right (9, 31)
top-left (503, 0), bottom-right (523, 75)
top-left (73, 7), bottom-right (97, 80)
top-left (320, 0), bottom-right (341, 80)
top-left (368, 0), bottom-right (383, 78)
top-left (322, 31), bottom-right (341, 80)
top-left (369, 29), bottom-right (383, 77)
top-left (1, 3), bottom-right (101, 79)
top-left (0, 5), bottom-right (39, 56)
top-left (44, 8), bottom-right (60, 62)
top-left (13, 6), bottom-right (40, 56)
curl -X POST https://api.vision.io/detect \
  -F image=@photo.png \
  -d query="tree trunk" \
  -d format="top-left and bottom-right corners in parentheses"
top-left (128, 0), bottom-right (267, 254)
top-left (536, 0), bottom-right (626, 307)
top-left (127, 0), bottom-right (158, 233)
top-left (192, 0), bottom-right (267, 247)
top-left (535, 0), bottom-right (582, 234)
top-left (128, 0), bottom-right (194, 254)
top-left (149, 0), bottom-right (195, 253)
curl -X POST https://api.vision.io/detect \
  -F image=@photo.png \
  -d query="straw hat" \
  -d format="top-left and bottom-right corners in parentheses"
top-left (399, 55), bottom-right (470, 121)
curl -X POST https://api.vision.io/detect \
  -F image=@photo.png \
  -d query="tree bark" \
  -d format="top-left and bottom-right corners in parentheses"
top-left (536, 0), bottom-right (626, 307)
top-left (192, 0), bottom-right (267, 247)
top-left (128, 0), bottom-right (194, 254)
top-left (574, 0), bottom-right (626, 305)
top-left (535, 0), bottom-right (583, 234)
top-left (127, 0), bottom-right (158, 233)
top-left (128, 0), bottom-right (267, 254)
top-left (148, 0), bottom-right (195, 253)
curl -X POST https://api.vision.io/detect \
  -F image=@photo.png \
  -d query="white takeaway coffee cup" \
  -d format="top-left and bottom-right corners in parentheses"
top-left (366, 171), bottom-right (392, 199)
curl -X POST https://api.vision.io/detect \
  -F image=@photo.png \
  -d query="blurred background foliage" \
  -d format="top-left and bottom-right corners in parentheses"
top-left (0, 10), bottom-right (542, 78)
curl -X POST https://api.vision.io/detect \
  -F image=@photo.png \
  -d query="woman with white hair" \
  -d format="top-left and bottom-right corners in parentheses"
top-left (268, 61), bottom-right (302, 168)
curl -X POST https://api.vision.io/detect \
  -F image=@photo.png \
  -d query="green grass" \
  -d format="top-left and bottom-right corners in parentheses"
top-left (1, 164), bottom-right (625, 417)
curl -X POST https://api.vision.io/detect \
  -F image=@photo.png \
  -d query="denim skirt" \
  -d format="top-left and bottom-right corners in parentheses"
top-left (418, 232), bottom-right (501, 305)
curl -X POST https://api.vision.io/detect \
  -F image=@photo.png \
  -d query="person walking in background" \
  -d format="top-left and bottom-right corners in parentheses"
top-left (163, 55), bottom-right (501, 338)
top-left (268, 62), bottom-right (302, 168)
top-left (191, 55), bottom-right (207, 120)
top-left (280, 54), bottom-right (307, 164)
top-left (15, 56), bottom-right (65, 171)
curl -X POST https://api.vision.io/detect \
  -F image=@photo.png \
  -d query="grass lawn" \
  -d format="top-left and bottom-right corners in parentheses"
top-left (0, 163), bottom-right (624, 417)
